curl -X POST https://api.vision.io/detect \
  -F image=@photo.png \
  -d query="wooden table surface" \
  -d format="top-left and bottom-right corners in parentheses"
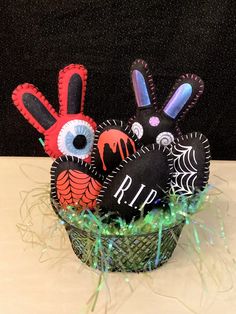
top-left (0, 157), bottom-right (236, 314)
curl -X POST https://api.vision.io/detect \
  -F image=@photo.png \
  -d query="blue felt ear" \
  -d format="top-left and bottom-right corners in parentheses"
top-left (131, 59), bottom-right (157, 108)
top-left (163, 83), bottom-right (192, 119)
top-left (132, 70), bottom-right (151, 107)
top-left (162, 74), bottom-right (204, 121)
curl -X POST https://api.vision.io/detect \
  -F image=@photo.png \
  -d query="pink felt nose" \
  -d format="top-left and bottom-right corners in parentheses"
top-left (149, 116), bottom-right (160, 127)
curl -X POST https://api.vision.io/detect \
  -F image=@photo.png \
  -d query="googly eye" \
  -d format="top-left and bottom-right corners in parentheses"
top-left (57, 119), bottom-right (94, 159)
top-left (131, 122), bottom-right (143, 139)
top-left (156, 132), bottom-right (174, 146)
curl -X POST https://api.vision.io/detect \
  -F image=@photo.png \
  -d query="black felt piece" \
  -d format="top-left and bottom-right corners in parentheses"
top-left (170, 132), bottom-right (211, 195)
top-left (129, 60), bottom-right (204, 145)
top-left (67, 74), bottom-right (82, 114)
top-left (97, 144), bottom-right (173, 222)
top-left (22, 93), bottom-right (56, 130)
top-left (91, 120), bottom-right (141, 176)
top-left (73, 134), bottom-right (87, 149)
top-left (130, 107), bottom-right (177, 145)
top-left (0, 1), bottom-right (235, 158)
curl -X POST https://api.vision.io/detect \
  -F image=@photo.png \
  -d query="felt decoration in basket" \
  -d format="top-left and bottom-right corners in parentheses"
top-left (129, 59), bottom-right (204, 146)
top-left (97, 143), bottom-right (173, 222)
top-left (91, 119), bottom-right (142, 175)
top-left (50, 130), bottom-right (210, 221)
top-left (51, 120), bottom-right (141, 211)
top-left (97, 132), bottom-right (210, 221)
top-left (170, 132), bottom-right (211, 195)
top-left (51, 155), bottom-right (103, 210)
top-left (12, 64), bottom-right (96, 162)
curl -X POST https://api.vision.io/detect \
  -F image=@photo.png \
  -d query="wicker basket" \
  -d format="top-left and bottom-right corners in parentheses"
top-left (66, 221), bottom-right (184, 272)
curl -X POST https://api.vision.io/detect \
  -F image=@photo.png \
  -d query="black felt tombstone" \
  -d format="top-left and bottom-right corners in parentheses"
top-left (91, 119), bottom-right (142, 176)
top-left (170, 132), bottom-right (211, 196)
top-left (97, 144), bottom-right (173, 222)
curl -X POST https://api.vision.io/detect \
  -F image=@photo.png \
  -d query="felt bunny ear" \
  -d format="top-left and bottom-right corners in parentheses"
top-left (131, 59), bottom-right (157, 108)
top-left (58, 64), bottom-right (88, 116)
top-left (162, 74), bottom-right (204, 121)
top-left (12, 83), bottom-right (59, 134)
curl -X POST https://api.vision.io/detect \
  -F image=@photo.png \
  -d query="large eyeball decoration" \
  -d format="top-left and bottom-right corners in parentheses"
top-left (12, 64), bottom-right (96, 162)
top-left (129, 59), bottom-right (204, 146)
top-left (57, 120), bottom-right (94, 159)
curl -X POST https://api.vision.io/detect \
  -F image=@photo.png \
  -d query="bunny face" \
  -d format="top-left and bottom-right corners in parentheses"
top-left (12, 64), bottom-right (96, 162)
top-left (129, 59), bottom-right (204, 146)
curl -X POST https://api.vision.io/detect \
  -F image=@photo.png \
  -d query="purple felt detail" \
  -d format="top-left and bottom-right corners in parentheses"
top-left (164, 83), bottom-right (192, 119)
top-left (132, 70), bottom-right (151, 107)
top-left (149, 116), bottom-right (160, 127)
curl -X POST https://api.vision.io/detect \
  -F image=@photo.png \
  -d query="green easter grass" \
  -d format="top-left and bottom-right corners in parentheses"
top-left (57, 189), bottom-right (208, 237)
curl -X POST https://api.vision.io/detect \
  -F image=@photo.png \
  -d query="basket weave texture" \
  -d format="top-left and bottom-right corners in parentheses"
top-left (67, 221), bottom-right (184, 272)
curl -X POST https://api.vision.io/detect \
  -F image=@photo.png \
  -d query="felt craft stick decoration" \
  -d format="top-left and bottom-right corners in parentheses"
top-left (91, 120), bottom-right (142, 176)
top-left (12, 64), bottom-right (96, 162)
top-left (97, 144), bottom-right (173, 222)
top-left (169, 132), bottom-right (211, 196)
top-left (129, 59), bottom-right (204, 146)
top-left (51, 155), bottom-right (103, 210)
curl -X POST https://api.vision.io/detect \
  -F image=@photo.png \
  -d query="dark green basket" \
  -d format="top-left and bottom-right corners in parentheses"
top-left (51, 198), bottom-right (184, 272)
top-left (67, 221), bottom-right (184, 272)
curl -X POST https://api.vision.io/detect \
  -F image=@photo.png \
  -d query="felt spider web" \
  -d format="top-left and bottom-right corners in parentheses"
top-left (171, 143), bottom-right (198, 195)
top-left (56, 169), bottom-right (102, 209)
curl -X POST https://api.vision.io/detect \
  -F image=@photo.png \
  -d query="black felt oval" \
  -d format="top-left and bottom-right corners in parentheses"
top-left (169, 132), bottom-right (211, 196)
top-left (97, 144), bottom-right (173, 222)
top-left (91, 119), bottom-right (142, 176)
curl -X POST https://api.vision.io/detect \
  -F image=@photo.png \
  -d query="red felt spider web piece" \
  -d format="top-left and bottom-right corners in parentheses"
top-left (56, 169), bottom-right (102, 210)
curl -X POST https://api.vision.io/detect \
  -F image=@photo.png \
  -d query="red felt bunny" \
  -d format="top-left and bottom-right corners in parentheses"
top-left (12, 64), bottom-right (96, 162)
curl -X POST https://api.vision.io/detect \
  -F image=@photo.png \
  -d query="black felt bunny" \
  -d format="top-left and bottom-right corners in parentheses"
top-left (129, 59), bottom-right (204, 146)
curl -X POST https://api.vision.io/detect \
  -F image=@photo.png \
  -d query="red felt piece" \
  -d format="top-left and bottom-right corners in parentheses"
top-left (56, 169), bottom-right (102, 209)
top-left (12, 83), bottom-right (59, 134)
top-left (44, 113), bottom-right (96, 161)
